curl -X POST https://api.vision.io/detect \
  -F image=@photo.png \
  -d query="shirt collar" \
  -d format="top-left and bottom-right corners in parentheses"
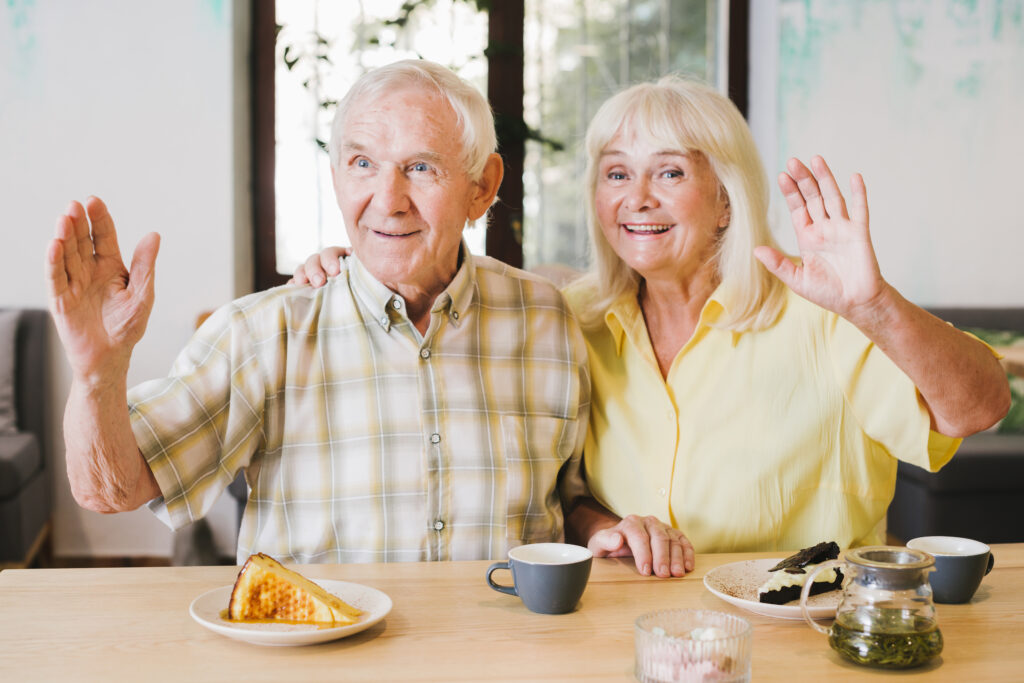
top-left (346, 242), bottom-right (474, 331)
top-left (435, 241), bottom-right (473, 328)
top-left (603, 281), bottom-right (736, 355)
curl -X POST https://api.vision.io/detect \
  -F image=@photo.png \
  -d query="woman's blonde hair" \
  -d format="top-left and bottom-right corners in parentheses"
top-left (577, 75), bottom-right (787, 331)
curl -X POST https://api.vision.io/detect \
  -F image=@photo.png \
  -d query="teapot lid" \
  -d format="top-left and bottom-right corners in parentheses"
top-left (844, 546), bottom-right (934, 590)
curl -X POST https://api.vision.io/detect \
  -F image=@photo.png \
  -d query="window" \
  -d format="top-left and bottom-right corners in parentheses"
top-left (252, 0), bottom-right (747, 290)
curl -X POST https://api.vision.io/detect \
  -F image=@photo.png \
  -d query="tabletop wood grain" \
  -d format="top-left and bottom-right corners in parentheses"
top-left (1, 544), bottom-right (1021, 682)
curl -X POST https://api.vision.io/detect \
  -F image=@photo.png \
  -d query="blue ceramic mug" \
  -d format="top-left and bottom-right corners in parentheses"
top-left (907, 536), bottom-right (995, 604)
top-left (486, 543), bottom-right (593, 614)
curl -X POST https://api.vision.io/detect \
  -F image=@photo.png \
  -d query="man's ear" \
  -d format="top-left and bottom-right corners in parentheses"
top-left (467, 153), bottom-right (504, 221)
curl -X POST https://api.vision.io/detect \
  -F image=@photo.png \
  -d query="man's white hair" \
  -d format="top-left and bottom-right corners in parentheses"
top-left (328, 59), bottom-right (497, 181)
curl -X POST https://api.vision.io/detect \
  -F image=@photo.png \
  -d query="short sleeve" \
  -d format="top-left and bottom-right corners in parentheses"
top-left (827, 313), bottom-right (961, 472)
top-left (131, 303), bottom-right (268, 529)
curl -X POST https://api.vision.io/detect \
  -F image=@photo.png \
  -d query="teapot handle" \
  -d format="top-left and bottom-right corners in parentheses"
top-left (800, 559), bottom-right (842, 635)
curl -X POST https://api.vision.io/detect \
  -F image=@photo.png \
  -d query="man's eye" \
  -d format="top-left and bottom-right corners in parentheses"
top-left (355, 158), bottom-right (370, 168)
top-left (412, 162), bottom-right (430, 173)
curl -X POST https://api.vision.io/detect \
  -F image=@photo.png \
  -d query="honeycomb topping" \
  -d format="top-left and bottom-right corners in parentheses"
top-left (227, 553), bottom-right (361, 626)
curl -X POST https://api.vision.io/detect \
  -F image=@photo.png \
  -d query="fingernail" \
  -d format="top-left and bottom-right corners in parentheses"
top-left (659, 564), bottom-right (668, 576)
top-left (642, 563), bottom-right (651, 576)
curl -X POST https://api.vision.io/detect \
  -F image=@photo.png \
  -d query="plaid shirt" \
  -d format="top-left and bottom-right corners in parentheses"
top-left (130, 251), bottom-right (589, 564)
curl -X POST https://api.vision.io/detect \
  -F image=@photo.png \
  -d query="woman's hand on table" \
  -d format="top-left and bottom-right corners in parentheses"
top-left (587, 514), bottom-right (694, 578)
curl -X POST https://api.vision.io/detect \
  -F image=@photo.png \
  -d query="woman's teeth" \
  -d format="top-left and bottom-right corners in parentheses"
top-left (624, 224), bottom-right (672, 234)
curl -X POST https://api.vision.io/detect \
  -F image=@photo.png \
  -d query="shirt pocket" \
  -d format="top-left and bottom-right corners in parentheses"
top-left (500, 413), bottom-right (568, 546)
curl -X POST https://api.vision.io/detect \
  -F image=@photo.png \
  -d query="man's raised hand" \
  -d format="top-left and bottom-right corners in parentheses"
top-left (45, 197), bottom-right (160, 383)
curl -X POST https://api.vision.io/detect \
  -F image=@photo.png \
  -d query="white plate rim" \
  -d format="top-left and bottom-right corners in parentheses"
top-left (189, 579), bottom-right (392, 646)
top-left (703, 558), bottom-right (841, 620)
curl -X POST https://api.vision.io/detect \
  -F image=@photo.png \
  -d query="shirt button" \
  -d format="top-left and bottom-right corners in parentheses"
top-left (433, 520), bottom-right (445, 531)
top-left (452, 310), bottom-right (459, 320)
top-left (379, 316), bottom-right (389, 327)
top-left (430, 433), bottom-right (441, 444)
top-left (658, 487), bottom-right (667, 497)
top-left (392, 299), bottom-right (402, 310)
top-left (420, 348), bottom-right (431, 359)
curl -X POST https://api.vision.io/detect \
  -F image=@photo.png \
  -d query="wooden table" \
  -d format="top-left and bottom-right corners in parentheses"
top-left (1, 545), bottom-right (1021, 681)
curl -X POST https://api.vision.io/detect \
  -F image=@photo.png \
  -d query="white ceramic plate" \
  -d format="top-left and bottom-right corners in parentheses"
top-left (189, 579), bottom-right (392, 646)
top-left (703, 559), bottom-right (841, 620)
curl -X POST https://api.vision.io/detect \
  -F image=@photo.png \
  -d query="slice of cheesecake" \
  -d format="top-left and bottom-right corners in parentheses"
top-left (227, 553), bottom-right (362, 626)
top-left (757, 541), bottom-right (844, 605)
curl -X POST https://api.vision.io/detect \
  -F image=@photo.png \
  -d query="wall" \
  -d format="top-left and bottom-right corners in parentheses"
top-left (0, 0), bottom-right (251, 558)
top-left (749, 0), bottom-right (1024, 307)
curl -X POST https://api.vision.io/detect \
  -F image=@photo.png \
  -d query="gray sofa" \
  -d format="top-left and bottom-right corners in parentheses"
top-left (886, 307), bottom-right (1024, 544)
top-left (0, 309), bottom-right (50, 566)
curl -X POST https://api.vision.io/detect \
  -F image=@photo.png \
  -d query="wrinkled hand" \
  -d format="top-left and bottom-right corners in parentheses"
top-left (45, 197), bottom-right (160, 383)
top-left (587, 514), bottom-right (694, 578)
top-left (288, 246), bottom-right (349, 287)
top-left (755, 156), bottom-right (886, 321)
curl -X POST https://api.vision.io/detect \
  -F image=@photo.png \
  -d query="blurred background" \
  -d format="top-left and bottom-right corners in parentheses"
top-left (2, 0), bottom-right (1022, 564)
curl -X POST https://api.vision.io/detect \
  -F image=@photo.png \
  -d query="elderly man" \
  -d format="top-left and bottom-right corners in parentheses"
top-left (45, 59), bottom-right (590, 564)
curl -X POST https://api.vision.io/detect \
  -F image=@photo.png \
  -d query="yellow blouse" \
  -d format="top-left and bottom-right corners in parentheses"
top-left (562, 282), bottom-right (960, 552)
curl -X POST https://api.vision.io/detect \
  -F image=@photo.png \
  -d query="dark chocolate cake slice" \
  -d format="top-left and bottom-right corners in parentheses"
top-left (758, 542), bottom-right (844, 605)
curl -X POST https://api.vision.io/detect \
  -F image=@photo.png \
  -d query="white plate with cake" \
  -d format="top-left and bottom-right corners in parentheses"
top-left (190, 553), bottom-right (393, 646)
top-left (703, 542), bottom-right (844, 620)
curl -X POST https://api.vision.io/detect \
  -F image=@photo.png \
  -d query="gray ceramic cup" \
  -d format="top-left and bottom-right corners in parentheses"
top-left (907, 536), bottom-right (995, 604)
top-left (486, 543), bottom-right (593, 614)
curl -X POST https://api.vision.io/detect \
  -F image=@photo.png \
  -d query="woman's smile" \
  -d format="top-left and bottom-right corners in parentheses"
top-left (595, 130), bottom-right (729, 281)
top-left (621, 222), bottom-right (674, 235)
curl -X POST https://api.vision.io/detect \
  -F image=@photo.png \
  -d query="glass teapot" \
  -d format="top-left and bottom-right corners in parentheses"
top-left (799, 546), bottom-right (943, 669)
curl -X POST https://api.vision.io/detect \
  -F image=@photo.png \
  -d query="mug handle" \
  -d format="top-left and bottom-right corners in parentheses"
top-left (985, 552), bottom-right (995, 576)
top-left (486, 561), bottom-right (518, 596)
top-left (799, 559), bottom-right (842, 636)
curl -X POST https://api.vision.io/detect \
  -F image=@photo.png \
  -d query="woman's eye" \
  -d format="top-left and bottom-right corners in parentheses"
top-left (412, 162), bottom-right (430, 173)
top-left (662, 169), bottom-right (683, 179)
top-left (607, 172), bottom-right (627, 181)
top-left (355, 158), bottom-right (370, 169)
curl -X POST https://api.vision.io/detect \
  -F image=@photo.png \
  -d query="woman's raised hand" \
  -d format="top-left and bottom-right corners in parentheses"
top-left (45, 197), bottom-right (160, 384)
top-left (755, 156), bottom-right (887, 322)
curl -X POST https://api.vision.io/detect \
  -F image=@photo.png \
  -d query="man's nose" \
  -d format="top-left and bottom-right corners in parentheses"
top-left (372, 166), bottom-right (411, 214)
top-left (625, 176), bottom-right (658, 212)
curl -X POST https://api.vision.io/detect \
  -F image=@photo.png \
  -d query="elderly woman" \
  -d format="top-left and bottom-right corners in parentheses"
top-left (293, 75), bottom-right (1009, 578)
